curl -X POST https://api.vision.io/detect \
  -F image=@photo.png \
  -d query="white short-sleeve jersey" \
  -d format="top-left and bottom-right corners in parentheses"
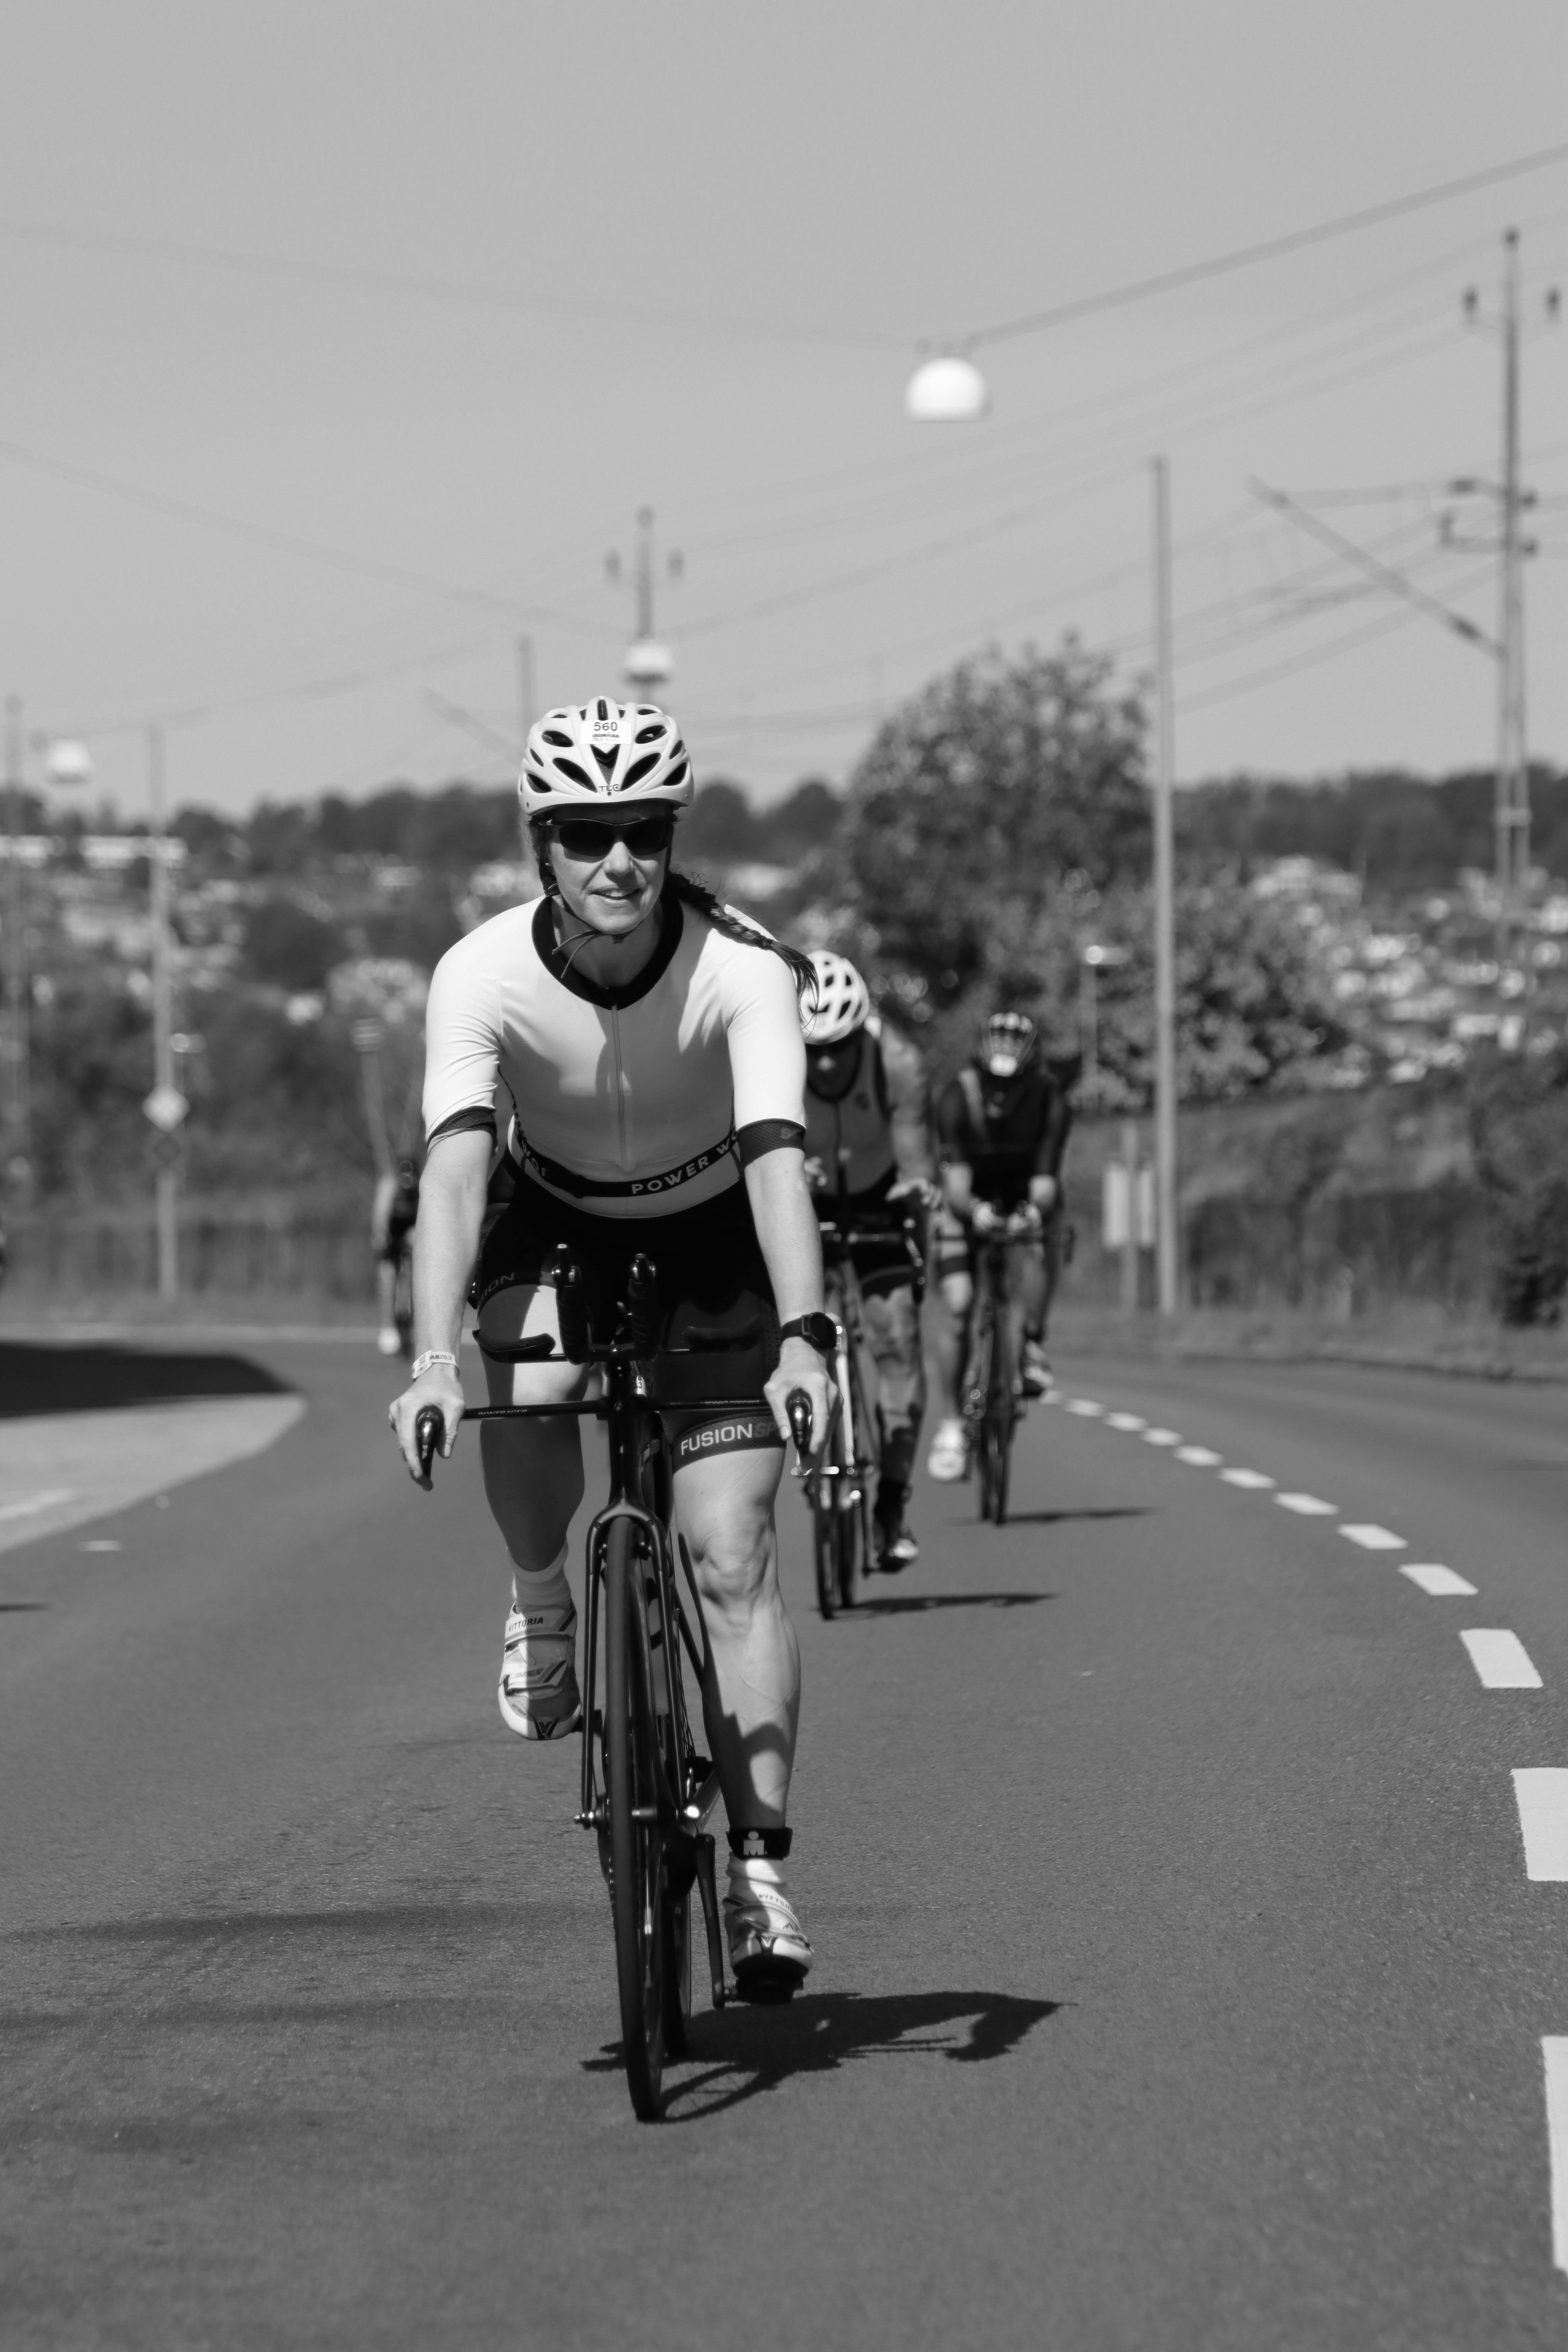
top-left (421, 894), bottom-right (806, 1218)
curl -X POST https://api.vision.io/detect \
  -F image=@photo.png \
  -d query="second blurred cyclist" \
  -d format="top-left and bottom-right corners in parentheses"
top-left (802, 952), bottom-right (935, 1571)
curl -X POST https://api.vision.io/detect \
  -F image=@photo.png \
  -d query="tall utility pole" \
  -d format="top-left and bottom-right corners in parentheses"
top-left (609, 507), bottom-right (679, 696)
top-left (148, 725), bottom-right (178, 1299)
top-left (1494, 227), bottom-right (1529, 982)
top-left (1, 696), bottom-right (27, 1194)
top-left (1151, 458), bottom-right (1179, 1317)
top-left (516, 633), bottom-right (534, 753)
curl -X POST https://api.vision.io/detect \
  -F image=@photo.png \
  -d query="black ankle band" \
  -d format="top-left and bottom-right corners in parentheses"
top-left (728, 1826), bottom-right (792, 1860)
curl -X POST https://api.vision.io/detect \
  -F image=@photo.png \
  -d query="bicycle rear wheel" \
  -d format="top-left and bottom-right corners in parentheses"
top-left (978, 1414), bottom-right (1011, 1523)
top-left (603, 1521), bottom-right (667, 2120)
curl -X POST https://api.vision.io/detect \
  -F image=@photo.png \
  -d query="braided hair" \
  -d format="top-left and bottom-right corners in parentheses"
top-left (529, 820), bottom-right (814, 999)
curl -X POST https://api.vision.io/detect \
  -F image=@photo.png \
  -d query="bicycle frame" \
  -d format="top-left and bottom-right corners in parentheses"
top-left (462, 1345), bottom-right (764, 2011)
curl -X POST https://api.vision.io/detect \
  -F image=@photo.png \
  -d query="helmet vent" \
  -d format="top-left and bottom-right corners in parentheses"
top-left (543, 729), bottom-right (574, 748)
top-left (553, 758), bottom-right (595, 789)
top-left (621, 752), bottom-right (659, 789)
top-left (596, 699), bottom-right (610, 723)
top-left (634, 723), bottom-right (666, 744)
top-left (590, 744), bottom-right (617, 776)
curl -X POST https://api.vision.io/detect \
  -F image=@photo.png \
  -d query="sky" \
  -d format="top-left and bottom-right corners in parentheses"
top-left (2, 0), bottom-right (1567, 825)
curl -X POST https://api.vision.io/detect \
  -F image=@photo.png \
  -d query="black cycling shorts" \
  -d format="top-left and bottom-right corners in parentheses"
top-left (816, 1172), bottom-right (926, 1301)
top-left (472, 1161), bottom-right (783, 1465)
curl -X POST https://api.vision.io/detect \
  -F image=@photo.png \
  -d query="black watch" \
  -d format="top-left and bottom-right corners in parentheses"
top-left (778, 1312), bottom-right (837, 1358)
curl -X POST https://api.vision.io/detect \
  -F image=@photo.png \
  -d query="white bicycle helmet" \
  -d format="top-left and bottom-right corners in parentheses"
top-left (802, 951), bottom-right (871, 1045)
top-left (520, 697), bottom-right (694, 820)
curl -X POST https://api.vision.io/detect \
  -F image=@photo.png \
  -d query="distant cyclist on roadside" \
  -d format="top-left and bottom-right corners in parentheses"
top-left (387, 697), bottom-right (832, 2003)
top-left (926, 1010), bottom-right (1074, 1483)
top-left (801, 951), bottom-right (935, 1572)
top-left (372, 1154), bottom-right (421, 1356)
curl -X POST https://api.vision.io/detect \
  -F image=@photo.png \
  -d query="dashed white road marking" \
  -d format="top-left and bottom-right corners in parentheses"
top-left (1063, 1399), bottom-right (1104, 1417)
top-left (1275, 1492), bottom-right (1338, 1516)
top-left (1174, 1446), bottom-right (1223, 1467)
top-left (0, 1488), bottom-right (76, 1523)
top-left (80, 1538), bottom-right (122, 1553)
top-left (1513, 1772), bottom-right (1568, 1879)
top-left (1461, 1630), bottom-right (1543, 1690)
top-left (1141, 1428), bottom-right (1182, 1446)
top-left (1400, 1563), bottom-right (1478, 1597)
top-left (1339, 1524), bottom-right (1406, 1551)
top-left (1105, 1413), bottom-right (1147, 1432)
top-left (1219, 1468), bottom-right (1276, 1490)
top-left (1543, 2042), bottom-right (1568, 2270)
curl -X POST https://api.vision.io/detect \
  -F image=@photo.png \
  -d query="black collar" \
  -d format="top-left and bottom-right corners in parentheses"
top-left (532, 892), bottom-right (685, 1010)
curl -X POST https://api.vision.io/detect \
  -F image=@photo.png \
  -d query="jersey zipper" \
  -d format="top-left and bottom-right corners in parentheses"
top-left (611, 1009), bottom-right (630, 1169)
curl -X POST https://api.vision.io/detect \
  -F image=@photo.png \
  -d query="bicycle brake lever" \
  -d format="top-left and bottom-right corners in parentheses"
top-left (786, 1387), bottom-right (813, 1469)
top-left (415, 1405), bottom-right (443, 1481)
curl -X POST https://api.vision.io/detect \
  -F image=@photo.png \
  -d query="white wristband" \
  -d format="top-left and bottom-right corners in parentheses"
top-left (410, 1349), bottom-right (458, 1381)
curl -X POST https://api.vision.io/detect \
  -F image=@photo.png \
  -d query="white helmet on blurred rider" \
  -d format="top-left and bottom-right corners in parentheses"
top-left (520, 697), bottom-right (694, 821)
top-left (802, 952), bottom-right (871, 1046)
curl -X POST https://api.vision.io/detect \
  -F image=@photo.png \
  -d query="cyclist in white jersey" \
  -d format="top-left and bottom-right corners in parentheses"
top-left (388, 699), bottom-right (833, 2002)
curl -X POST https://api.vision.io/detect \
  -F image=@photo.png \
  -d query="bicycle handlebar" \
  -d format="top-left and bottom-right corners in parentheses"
top-left (415, 1404), bottom-right (442, 1480)
top-left (786, 1387), bottom-right (813, 1463)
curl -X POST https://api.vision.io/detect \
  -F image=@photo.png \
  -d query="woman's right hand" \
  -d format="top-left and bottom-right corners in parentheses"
top-left (389, 1366), bottom-right (467, 1488)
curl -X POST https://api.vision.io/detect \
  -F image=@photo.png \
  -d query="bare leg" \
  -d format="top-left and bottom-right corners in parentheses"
top-left (934, 1269), bottom-right (974, 1421)
top-left (476, 1283), bottom-right (588, 1580)
top-left (674, 1446), bottom-right (798, 1828)
top-left (860, 1280), bottom-right (926, 1490)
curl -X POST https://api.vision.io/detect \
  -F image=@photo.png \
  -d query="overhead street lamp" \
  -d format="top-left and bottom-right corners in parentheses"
top-left (906, 356), bottom-right (1180, 1313)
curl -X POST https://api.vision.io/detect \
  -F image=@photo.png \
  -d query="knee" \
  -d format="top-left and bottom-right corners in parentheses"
top-left (687, 1513), bottom-right (774, 1627)
top-left (939, 1273), bottom-right (973, 1321)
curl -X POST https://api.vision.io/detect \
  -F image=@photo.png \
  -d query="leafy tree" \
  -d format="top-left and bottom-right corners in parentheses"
top-left (242, 898), bottom-right (346, 992)
top-left (681, 780), bottom-right (762, 865)
top-left (843, 639), bottom-right (1149, 1006)
top-left (1466, 1047), bottom-right (1568, 1324)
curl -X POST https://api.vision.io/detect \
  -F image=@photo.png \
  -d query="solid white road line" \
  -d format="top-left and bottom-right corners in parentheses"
top-left (1275, 1493), bottom-right (1338, 1516)
top-left (1513, 1771), bottom-right (1568, 1879)
top-left (1175, 1446), bottom-right (1223, 1467)
top-left (1400, 1563), bottom-right (1478, 1597)
top-left (1339, 1524), bottom-right (1407, 1551)
top-left (1141, 1428), bottom-right (1182, 1445)
top-left (1105, 1413), bottom-right (1147, 1432)
top-left (1460, 1630), bottom-right (1543, 1690)
top-left (1219, 1468), bottom-right (1276, 1490)
top-left (1063, 1399), bottom-right (1104, 1417)
top-left (0, 1488), bottom-right (76, 1523)
top-left (1544, 2041), bottom-right (1568, 2270)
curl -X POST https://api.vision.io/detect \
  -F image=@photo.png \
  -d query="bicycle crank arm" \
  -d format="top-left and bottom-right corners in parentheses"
top-left (693, 1832), bottom-right (729, 2009)
top-left (682, 1762), bottom-right (724, 1834)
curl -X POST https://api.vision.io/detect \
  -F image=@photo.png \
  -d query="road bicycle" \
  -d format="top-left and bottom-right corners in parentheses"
top-left (415, 1248), bottom-right (811, 2124)
top-left (805, 1207), bottom-right (925, 1617)
top-left (961, 1204), bottom-right (1040, 1527)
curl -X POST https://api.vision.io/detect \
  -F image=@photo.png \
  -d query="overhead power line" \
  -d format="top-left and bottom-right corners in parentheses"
top-left (0, 215), bottom-right (903, 351)
top-left (1248, 480), bottom-right (1500, 656)
top-left (959, 140), bottom-right (1568, 350)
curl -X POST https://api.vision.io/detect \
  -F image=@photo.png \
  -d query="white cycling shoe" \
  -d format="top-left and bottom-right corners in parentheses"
top-left (926, 1417), bottom-right (969, 1483)
top-left (724, 1854), bottom-right (813, 2003)
top-left (1020, 1340), bottom-right (1053, 1397)
top-left (497, 1599), bottom-right (583, 1740)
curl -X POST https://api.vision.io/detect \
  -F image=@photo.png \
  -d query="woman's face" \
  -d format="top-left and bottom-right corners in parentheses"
top-left (547, 814), bottom-right (670, 939)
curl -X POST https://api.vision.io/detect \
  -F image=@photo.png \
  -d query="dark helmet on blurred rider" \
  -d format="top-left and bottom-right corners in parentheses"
top-left (978, 1010), bottom-right (1039, 1079)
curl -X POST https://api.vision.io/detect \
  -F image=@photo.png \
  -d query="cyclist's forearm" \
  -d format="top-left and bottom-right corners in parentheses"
top-left (743, 1148), bottom-right (825, 1319)
top-left (941, 1161), bottom-right (974, 1217)
top-left (411, 1138), bottom-right (489, 1356)
top-left (891, 1113), bottom-right (936, 1186)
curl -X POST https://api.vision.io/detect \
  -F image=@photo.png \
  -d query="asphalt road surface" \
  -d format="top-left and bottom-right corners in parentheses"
top-left (6, 1334), bottom-right (1568, 2349)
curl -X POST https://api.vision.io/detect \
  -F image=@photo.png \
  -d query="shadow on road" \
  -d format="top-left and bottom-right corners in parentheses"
top-left (999, 1506), bottom-right (1152, 1526)
top-left (851, 1591), bottom-right (1051, 1616)
top-left (587, 1989), bottom-right (1062, 2121)
top-left (0, 1341), bottom-right (290, 1419)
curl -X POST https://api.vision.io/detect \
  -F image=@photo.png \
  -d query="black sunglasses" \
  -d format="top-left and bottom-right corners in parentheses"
top-left (549, 812), bottom-right (674, 861)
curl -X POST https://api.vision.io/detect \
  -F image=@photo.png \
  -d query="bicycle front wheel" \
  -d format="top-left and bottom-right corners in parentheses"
top-left (603, 1522), bottom-right (667, 2120)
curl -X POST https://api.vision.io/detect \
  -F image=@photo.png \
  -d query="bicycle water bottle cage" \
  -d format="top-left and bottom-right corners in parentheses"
top-left (550, 1246), bottom-right (593, 1363)
top-left (473, 1331), bottom-right (556, 1364)
top-left (626, 1253), bottom-right (661, 1359)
